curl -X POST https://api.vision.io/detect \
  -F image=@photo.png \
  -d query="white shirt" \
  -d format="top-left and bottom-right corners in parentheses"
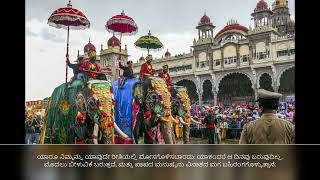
top-left (219, 122), bottom-right (228, 129)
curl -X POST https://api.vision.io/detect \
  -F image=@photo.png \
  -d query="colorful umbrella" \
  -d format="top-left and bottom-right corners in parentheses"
top-left (134, 30), bottom-right (163, 55)
top-left (106, 10), bottom-right (138, 85)
top-left (48, 0), bottom-right (90, 83)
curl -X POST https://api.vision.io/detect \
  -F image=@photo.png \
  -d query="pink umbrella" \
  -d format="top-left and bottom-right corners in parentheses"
top-left (48, 0), bottom-right (90, 83)
top-left (105, 10), bottom-right (138, 85)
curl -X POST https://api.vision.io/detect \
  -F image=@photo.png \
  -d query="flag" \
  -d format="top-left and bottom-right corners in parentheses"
top-left (246, 100), bottom-right (250, 109)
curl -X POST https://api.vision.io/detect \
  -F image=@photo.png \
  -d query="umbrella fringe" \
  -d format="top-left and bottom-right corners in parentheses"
top-left (105, 18), bottom-right (138, 35)
top-left (106, 30), bottom-right (138, 36)
top-left (106, 18), bottom-right (137, 27)
top-left (134, 45), bottom-right (164, 52)
top-left (48, 22), bottom-right (89, 30)
top-left (48, 15), bottom-right (90, 29)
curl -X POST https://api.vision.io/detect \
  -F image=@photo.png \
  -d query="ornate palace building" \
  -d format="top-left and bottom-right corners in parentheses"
top-left (96, 0), bottom-right (294, 106)
top-left (26, 98), bottom-right (50, 117)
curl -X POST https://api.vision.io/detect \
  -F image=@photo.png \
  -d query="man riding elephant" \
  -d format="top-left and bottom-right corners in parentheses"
top-left (158, 64), bottom-right (172, 87)
top-left (67, 53), bottom-right (85, 81)
top-left (79, 51), bottom-right (101, 79)
top-left (119, 60), bottom-right (134, 89)
top-left (139, 54), bottom-right (155, 108)
top-left (139, 54), bottom-right (155, 79)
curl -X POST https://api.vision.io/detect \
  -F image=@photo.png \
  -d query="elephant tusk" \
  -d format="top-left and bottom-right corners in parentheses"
top-left (191, 118), bottom-right (202, 124)
top-left (93, 124), bottom-right (99, 144)
top-left (179, 117), bottom-right (188, 125)
top-left (114, 122), bottom-right (129, 138)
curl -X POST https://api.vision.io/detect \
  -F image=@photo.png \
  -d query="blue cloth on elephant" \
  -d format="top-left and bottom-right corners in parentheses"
top-left (113, 78), bottom-right (140, 142)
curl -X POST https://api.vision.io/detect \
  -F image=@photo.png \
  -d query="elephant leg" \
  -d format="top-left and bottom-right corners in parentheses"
top-left (67, 126), bottom-right (75, 144)
top-left (183, 125), bottom-right (190, 144)
top-left (133, 111), bottom-right (143, 144)
top-left (143, 120), bottom-right (156, 144)
top-left (171, 128), bottom-right (176, 144)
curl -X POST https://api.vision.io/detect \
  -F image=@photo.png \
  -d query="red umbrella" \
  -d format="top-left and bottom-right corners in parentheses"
top-left (105, 11), bottom-right (138, 85)
top-left (48, 0), bottom-right (90, 83)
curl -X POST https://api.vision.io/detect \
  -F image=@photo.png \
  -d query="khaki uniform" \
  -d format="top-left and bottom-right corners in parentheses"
top-left (239, 113), bottom-right (295, 144)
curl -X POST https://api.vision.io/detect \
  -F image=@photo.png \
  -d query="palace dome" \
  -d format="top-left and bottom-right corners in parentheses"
top-left (107, 35), bottom-right (120, 47)
top-left (256, 0), bottom-right (268, 11)
top-left (214, 22), bottom-right (249, 40)
top-left (84, 40), bottom-right (96, 53)
top-left (200, 14), bottom-right (210, 24)
top-left (272, 0), bottom-right (288, 10)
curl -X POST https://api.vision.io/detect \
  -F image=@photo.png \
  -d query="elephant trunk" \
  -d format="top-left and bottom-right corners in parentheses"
top-left (181, 116), bottom-right (191, 144)
top-left (160, 116), bottom-right (174, 144)
top-left (183, 124), bottom-right (190, 144)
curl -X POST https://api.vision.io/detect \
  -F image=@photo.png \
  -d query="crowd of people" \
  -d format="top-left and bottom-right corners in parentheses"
top-left (189, 99), bottom-right (295, 144)
top-left (25, 112), bottom-right (43, 144)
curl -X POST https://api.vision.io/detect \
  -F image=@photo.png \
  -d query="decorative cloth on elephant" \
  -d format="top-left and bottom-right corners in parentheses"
top-left (112, 78), bottom-right (141, 144)
top-left (150, 77), bottom-right (171, 111)
top-left (76, 112), bottom-right (86, 120)
top-left (88, 80), bottom-right (114, 144)
top-left (176, 87), bottom-right (191, 124)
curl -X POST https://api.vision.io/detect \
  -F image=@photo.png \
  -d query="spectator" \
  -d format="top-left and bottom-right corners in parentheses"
top-left (202, 108), bottom-right (217, 144)
top-left (25, 117), bottom-right (34, 144)
top-left (219, 118), bottom-right (228, 141)
top-left (215, 115), bottom-right (222, 144)
top-left (32, 113), bottom-right (42, 144)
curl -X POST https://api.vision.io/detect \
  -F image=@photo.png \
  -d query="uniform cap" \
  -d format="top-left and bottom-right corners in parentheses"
top-left (256, 89), bottom-right (282, 100)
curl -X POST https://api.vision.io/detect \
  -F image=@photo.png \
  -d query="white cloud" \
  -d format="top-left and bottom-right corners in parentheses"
top-left (26, 18), bottom-right (197, 101)
top-left (26, 0), bottom-right (295, 101)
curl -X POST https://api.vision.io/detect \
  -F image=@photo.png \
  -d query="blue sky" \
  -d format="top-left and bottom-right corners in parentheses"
top-left (25, 0), bottom-right (294, 101)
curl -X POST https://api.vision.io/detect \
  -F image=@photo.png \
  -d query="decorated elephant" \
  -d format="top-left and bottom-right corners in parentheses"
top-left (170, 86), bottom-right (193, 144)
top-left (113, 77), bottom-right (193, 144)
top-left (42, 75), bottom-right (128, 144)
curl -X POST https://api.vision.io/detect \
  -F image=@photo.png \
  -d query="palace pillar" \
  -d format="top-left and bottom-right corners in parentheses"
top-left (197, 89), bottom-right (203, 106)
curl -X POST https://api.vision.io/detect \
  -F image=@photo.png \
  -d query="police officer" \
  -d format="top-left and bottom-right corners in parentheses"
top-left (239, 89), bottom-right (295, 144)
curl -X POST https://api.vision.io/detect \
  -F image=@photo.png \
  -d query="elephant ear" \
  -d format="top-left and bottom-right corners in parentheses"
top-left (87, 96), bottom-right (99, 115)
top-left (145, 91), bottom-right (163, 115)
top-left (133, 83), bottom-right (144, 105)
top-left (154, 104), bottom-right (163, 114)
top-left (75, 91), bottom-right (87, 114)
top-left (172, 98), bottom-right (184, 117)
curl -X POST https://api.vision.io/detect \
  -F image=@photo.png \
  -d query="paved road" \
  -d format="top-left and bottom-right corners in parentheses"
top-left (138, 137), bottom-right (239, 144)
top-left (189, 137), bottom-right (239, 144)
